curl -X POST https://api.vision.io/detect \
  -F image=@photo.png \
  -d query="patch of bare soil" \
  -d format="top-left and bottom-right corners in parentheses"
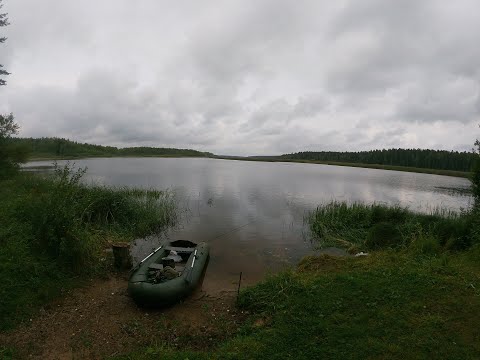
top-left (0, 274), bottom-right (246, 359)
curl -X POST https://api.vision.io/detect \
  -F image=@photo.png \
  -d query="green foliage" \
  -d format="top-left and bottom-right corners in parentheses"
top-left (8, 137), bottom-right (211, 159)
top-left (0, 5), bottom-right (26, 178)
top-left (0, 167), bottom-right (177, 330)
top-left (0, 114), bottom-right (29, 178)
top-left (307, 202), bottom-right (477, 252)
top-left (18, 163), bottom-right (177, 272)
top-left (0, 0), bottom-right (9, 86)
top-left (0, 113), bottom-right (17, 136)
top-left (282, 148), bottom-right (476, 172)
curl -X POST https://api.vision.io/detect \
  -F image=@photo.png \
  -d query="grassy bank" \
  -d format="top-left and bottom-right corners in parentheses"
top-left (114, 202), bottom-right (479, 359)
top-left (214, 156), bottom-right (471, 178)
top-left (0, 165), bottom-right (177, 331)
top-left (116, 248), bottom-right (480, 360)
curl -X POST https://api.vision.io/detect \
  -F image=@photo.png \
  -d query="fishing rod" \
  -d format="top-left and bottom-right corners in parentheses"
top-left (208, 220), bottom-right (254, 241)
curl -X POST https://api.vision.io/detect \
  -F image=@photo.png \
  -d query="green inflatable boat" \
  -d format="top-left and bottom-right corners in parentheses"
top-left (128, 240), bottom-right (209, 307)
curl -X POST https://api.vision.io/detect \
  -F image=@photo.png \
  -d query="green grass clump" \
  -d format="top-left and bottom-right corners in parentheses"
top-left (307, 202), bottom-right (477, 252)
top-left (0, 164), bottom-right (177, 330)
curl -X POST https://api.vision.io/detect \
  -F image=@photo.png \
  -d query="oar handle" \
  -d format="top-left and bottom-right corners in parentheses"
top-left (130, 245), bottom-right (163, 275)
top-left (140, 245), bottom-right (163, 264)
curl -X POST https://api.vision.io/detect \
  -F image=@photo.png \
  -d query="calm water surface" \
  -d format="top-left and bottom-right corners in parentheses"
top-left (28, 158), bottom-right (472, 292)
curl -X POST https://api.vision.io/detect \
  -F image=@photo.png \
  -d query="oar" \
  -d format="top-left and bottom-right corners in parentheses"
top-left (130, 245), bottom-right (163, 275)
top-left (184, 249), bottom-right (198, 283)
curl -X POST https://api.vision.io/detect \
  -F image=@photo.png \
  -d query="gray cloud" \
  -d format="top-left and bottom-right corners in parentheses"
top-left (391, 75), bottom-right (480, 123)
top-left (1, 0), bottom-right (479, 155)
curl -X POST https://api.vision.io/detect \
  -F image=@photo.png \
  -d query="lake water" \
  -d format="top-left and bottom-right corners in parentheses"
top-left (27, 158), bottom-right (472, 292)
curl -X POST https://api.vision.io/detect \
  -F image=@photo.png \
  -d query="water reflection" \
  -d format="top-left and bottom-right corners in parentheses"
top-left (26, 158), bottom-right (473, 292)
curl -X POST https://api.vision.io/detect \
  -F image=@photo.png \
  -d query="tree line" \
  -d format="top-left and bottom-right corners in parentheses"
top-left (281, 149), bottom-right (477, 172)
top-left (9, 137), bottom-right (212, 158)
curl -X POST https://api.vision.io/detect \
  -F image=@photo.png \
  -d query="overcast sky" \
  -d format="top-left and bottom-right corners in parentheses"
top-left (1, 0), bottom-right (479, 155)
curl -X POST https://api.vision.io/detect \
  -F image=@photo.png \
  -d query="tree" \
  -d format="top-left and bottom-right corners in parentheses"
top-left (0, 0), bottom-right (9, 85)
top-left (0, 112), bottom-right (17, 136)
top-left (0, 1), bottom-right (26, 177)
top-left (0, 114), bottom-right (28, 177)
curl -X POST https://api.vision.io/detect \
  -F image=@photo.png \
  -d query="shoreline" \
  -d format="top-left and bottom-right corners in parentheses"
top-left (213, 156), bottom-right (471, 178)
top-left (24, 154), bottom-right (471, 178)
top-left (1, 170), bottom-right (477, 358)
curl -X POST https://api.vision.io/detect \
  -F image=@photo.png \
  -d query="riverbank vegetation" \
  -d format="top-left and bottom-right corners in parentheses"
top-left (307, 202), bottom-right (478, 253)
top-left (0, 164), bottom-right (177, 330)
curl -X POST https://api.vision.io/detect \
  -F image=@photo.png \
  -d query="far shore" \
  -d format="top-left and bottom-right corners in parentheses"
top-left (25, 154), bottom-right (471, 178)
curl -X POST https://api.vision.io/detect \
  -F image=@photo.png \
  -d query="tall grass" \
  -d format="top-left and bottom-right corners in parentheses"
top-left (0, 164), bottom-right (177, 330)
top-left (16, 163), bottom-right (177, 272)
top-left (307, 201), bottom-right (478, 253)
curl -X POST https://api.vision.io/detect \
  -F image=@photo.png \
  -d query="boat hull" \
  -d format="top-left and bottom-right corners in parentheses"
top-left (128, 241), bottom-right (209, 307)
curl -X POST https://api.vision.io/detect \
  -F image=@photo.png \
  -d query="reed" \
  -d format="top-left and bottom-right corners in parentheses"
top-left (306, 201), bottom-right (477, 253)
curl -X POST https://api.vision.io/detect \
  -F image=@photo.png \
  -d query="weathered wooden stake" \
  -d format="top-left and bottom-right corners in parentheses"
top-left (112, 242), bottom-right (132, 270)
top-left (237, 271), bottom-right (243, 299)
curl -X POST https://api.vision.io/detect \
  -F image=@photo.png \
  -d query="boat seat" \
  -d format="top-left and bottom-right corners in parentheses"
top-left (165, 246), bottom-right (195, 254)
top-left (148, 263), bottom-right (163, 270)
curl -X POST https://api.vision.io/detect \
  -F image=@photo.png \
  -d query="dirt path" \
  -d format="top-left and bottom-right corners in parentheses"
top-left (0, 274), bottom-right (246, 359)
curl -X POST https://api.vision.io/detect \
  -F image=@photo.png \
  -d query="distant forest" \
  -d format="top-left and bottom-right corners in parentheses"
top-left (12, 137), bottom-right (478, 172)
top-left (281, 149), bottom-right (476, 172)
top-left (11, 137), bottom-right (212, 158)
